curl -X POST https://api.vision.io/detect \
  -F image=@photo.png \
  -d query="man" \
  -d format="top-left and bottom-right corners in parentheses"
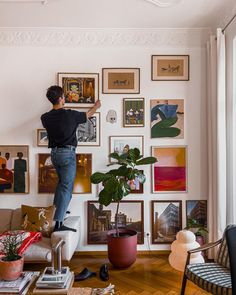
top-left (41, 85), bottom-right (101, 232)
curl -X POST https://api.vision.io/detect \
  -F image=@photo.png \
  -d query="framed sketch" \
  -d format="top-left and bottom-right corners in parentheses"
top-left (151, 55), bottom-right (189, 81)
top-left (87, 200), bottom-right (144, 244)
top-left (186, 200), bottom-right (207, 228)
top-left (152, 146), bottom-right (187, 193)
top-left (109, 136), bottom-right (144, 159)
top-left (151, 200), bottom-right (182, 244)
top-left (0, 145), bottom-right (29, 194)
top-left (38, 153), bottom-right (92, 194)
top-left (123, 98), bottom-right (145, 127)
top-left (150, 99), bottom-right (184, 139)
top-left (37, 129), bottom-right (48, 147)
top-left (102, 68), bottom-right (140, 94)
top-left (57, 73), bottom-right (99, 108)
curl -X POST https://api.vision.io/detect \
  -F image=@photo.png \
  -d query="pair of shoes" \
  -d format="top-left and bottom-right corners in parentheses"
top-left (99, 264), bottom-right (109, 281)
top-left (74, 268), bottom-right (96, 281)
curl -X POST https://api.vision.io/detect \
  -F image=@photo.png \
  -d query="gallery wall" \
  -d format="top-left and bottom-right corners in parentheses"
top-left (0, 28), bottom-right (208, 251)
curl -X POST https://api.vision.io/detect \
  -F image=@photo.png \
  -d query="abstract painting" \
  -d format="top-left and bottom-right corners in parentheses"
top-left (186, 200), bottom-right (207, 228)
top-left (87, 200), bottom-right (144, 244)
top-left (38, 153), bottom-right (92, 194)
top-left (152, 146), bottom-right (187, 193)
top-left (150, 99), bottom-right (184, 138)
top-left (123, 98), bottom-right (145, 127)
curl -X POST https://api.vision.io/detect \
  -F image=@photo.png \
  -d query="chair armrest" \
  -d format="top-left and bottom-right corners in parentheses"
top-left (51, 216), bottom-right (80, 261)
top-left (188, 239), bottom-right (222, 254)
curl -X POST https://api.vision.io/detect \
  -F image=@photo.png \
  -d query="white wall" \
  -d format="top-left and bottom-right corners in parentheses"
top-left (0, 28), bottom-right (208, 251)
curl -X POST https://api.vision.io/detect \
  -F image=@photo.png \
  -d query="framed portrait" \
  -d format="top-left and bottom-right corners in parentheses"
top-left (38, 153), bottom-right (92, 194)
top-left (186, 200), bottom-right (207, 228)
top-left (151, 55), bottom-right (189, 81)
top-left (151, 200), bottom-right (182, 244)
top-left (57, 73), bottom-right (99, 108)
top-left (109, 136), bottom-right (144, 160)
top-left (87, 200), bottom-right (144, 244)
top-left (0, 145), bottom-right (29, 194)
top-left (102, 68), bottom-right (140, 94)
top-left (152, 146), bottom-right (187, 193)
top-left (37, 129), bottom-right (48, 147)
top-left (150, 99), bottom-right (184, 139)
top-left (123, 98), bottom-right (145, 127)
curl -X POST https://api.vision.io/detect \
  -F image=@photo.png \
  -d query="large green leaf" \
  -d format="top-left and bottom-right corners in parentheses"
top-left (90, 172), bottom-right (111, 184)
top-left (98, 189), bottom-right (113, 206)
top-left (136, 157), bottom-right (157, 165)
top-left (104, 177), bottom-right (119, 193)
top-left (109, 152), bottom-right (120, 160)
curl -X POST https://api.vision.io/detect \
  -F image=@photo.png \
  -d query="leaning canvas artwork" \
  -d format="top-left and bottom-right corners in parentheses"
top-left (152, 146), bottom-right (187, 193)
top-left (38, 153), bottom-right (92, 194)
top-left (186, 200), bottom-right (207, 228)
top-left (87, 201), bottom-right (144, 244)
top-left (150, 99), bottom-right (184, 138)
top-left (0, 145), bottom-right (29, 194)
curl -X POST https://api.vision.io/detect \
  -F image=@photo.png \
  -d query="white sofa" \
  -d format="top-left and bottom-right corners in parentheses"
top-left (0, 208), bottom-right (80, 262)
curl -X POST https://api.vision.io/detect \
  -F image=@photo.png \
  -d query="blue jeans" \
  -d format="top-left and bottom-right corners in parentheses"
top-left (51, 147), bottom-right (76, 222)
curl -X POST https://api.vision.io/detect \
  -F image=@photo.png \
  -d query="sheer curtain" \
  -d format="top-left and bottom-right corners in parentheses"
top-left (207, 29), bottom-right (226, 257)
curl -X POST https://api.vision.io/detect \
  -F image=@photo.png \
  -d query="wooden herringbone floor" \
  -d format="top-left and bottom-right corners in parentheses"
top-left (24, 253), bottom-right (209, 294)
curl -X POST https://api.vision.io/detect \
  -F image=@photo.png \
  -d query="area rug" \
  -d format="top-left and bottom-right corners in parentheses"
top-left (68, 287), bottom-right (92, 295)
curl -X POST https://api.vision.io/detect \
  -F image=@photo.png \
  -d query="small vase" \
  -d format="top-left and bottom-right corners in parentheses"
top-left (0, 256), bottom-right (24, 281)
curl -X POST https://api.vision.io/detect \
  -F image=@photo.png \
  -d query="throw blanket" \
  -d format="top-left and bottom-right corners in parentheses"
top-left (0, 230), bottom-right (42, 256)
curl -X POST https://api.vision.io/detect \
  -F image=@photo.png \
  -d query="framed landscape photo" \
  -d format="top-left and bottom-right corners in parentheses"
top-left (151, 200), bottom-right (182, 244)
top-left (37, 129), bottom-right (48, 147)
top-left (150, 99), bottom-right (184, 139)
top-left (87, 200), bottom-right (144, 244)
top-left (109, 136), bottom-right (144, 160)
top-left (123, 98), bottom-right (145, 127)
top-left (186, 200), bottom-right (207, 228)
top-left (0, 145), bottom-right (29, 194)
top-left (58, 73), bottom-right (99, 108)
top-left (38, 153), bottom-right (92, 194)
top-left (102, 68), bottom-right (140, 94)
top-left (151, 55), bottom-right (189, 81)
top-left (152, 146), bottom-right (187, 193)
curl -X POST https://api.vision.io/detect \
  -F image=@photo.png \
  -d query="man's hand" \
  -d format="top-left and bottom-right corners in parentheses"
top-left (94, 100), bottom-right (101, 110)
top-left (86, 99), bottom-right (101, 118)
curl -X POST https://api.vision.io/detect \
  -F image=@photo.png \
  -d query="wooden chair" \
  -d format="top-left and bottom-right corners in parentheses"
top-left (180, 225), bottom-right (236, 295)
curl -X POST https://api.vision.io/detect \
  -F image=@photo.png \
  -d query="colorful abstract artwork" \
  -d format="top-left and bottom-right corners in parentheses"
top-left (38, 153), bottom-right (92, 194)
top-left (150, 99), bottom-right (184, 138)
top-left (152, 146), bottom-right (187, 193)
top-left (123, 98), bottom-right (145, 127)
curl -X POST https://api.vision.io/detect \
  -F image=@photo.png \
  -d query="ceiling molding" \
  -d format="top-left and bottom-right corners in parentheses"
top-left (0, 27), bottom-right (211, 48)
top-left (0, 0), bottom-right (47, 3)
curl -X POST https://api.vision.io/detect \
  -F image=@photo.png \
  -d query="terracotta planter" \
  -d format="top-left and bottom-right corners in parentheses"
top-left (107, 229), bottom-right (137, 269)
top-left (0, 256), bottom-right (24, 281)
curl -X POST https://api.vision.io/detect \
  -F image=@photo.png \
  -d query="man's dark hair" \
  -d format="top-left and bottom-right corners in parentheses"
top-left (46, 86), bottom-right (63, 105)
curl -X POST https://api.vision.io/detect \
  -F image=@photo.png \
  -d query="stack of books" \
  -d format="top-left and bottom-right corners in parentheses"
top-left (0, 271), bottom-right (39, 295)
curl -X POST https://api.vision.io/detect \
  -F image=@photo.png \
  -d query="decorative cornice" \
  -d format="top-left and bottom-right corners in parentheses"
top-left (0, 27), bottom-right (211, 47)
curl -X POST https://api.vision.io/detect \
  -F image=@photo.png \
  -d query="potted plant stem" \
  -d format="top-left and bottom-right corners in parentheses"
top-left (0, 232), bottom-right (24, 280)
top-left (91, 148), bottom-right (157, 268)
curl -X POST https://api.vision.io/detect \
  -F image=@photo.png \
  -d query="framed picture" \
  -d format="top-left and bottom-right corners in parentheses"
top-left (152, 146), bottom-right (187, 193)
top-left (123, 98), bottom-right (145, 127)
top-left (151, 55), bottom-right (189, 81)
top-left (37, 129), bottom-right (48, 147)
top-left (186, 200), bottom-right (207, 228)
top-left (109, 136), bottom-right (144, 159)
top-left (0, 145), bottom-right (29, 194)
top-left (87, 200), bottom-right (144, 244)
top-left (102, 68), bottom-right (140, 94)
top-left (38, 153), bottom-right (92, 194)
top-left (151, 200), bottom-right (182, 244)
top-left (150, 99), bottom-right (184, 139)
top-left (57, 73), bottom-right (99, 108)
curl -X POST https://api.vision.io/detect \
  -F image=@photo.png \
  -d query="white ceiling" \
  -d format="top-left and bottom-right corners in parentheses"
top-left (0, 0), bottom-right (235, 29)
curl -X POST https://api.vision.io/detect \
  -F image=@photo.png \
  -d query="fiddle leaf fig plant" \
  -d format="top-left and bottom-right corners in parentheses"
top-left (90, 148), bottom-right (157, 237)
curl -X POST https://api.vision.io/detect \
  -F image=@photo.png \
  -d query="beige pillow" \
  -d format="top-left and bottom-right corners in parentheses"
top-left (21, 205), bottom-right (55, 237)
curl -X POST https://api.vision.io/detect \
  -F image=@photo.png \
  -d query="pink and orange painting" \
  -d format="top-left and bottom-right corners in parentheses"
top-left (152, 146), bottom-right (187, 193)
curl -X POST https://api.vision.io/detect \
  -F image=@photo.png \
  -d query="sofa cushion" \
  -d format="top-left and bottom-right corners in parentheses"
top-left (11, 208), bottom-right (22, 230)
top-left (0, 209), bottom-right (13, 232)
top-left (23, 237), bottom-right (52, 262)
top-left (21, 205), bottom-right (55, 237)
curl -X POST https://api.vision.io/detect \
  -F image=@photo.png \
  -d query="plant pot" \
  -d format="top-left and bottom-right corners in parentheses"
top-left (107, 229), bottom-right (137, 269)
top-left (196, 235), bottom-right (205, 246)
top-left (0, 256), bottom-right (24, 281)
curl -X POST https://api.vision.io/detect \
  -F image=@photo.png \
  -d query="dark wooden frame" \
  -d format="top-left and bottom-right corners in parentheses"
top-left (37, 129), bottom-right (48, 147)
top-left (87, 200), bottom-right (144, 245)
top-left (102, 68), bottom-right (140, 94)
top-left (0, 145), bottom-right (30, 194)
top-left (151, 200), bottom-right (182, 244)
top-left (57, 72), bottom-right (99, 108)
top-left (151, 55), bottom-right (189, 81)
top-left (186, 200), bottom-right (207, 228)
top-left (123, 97), bottom-right (145, 127)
